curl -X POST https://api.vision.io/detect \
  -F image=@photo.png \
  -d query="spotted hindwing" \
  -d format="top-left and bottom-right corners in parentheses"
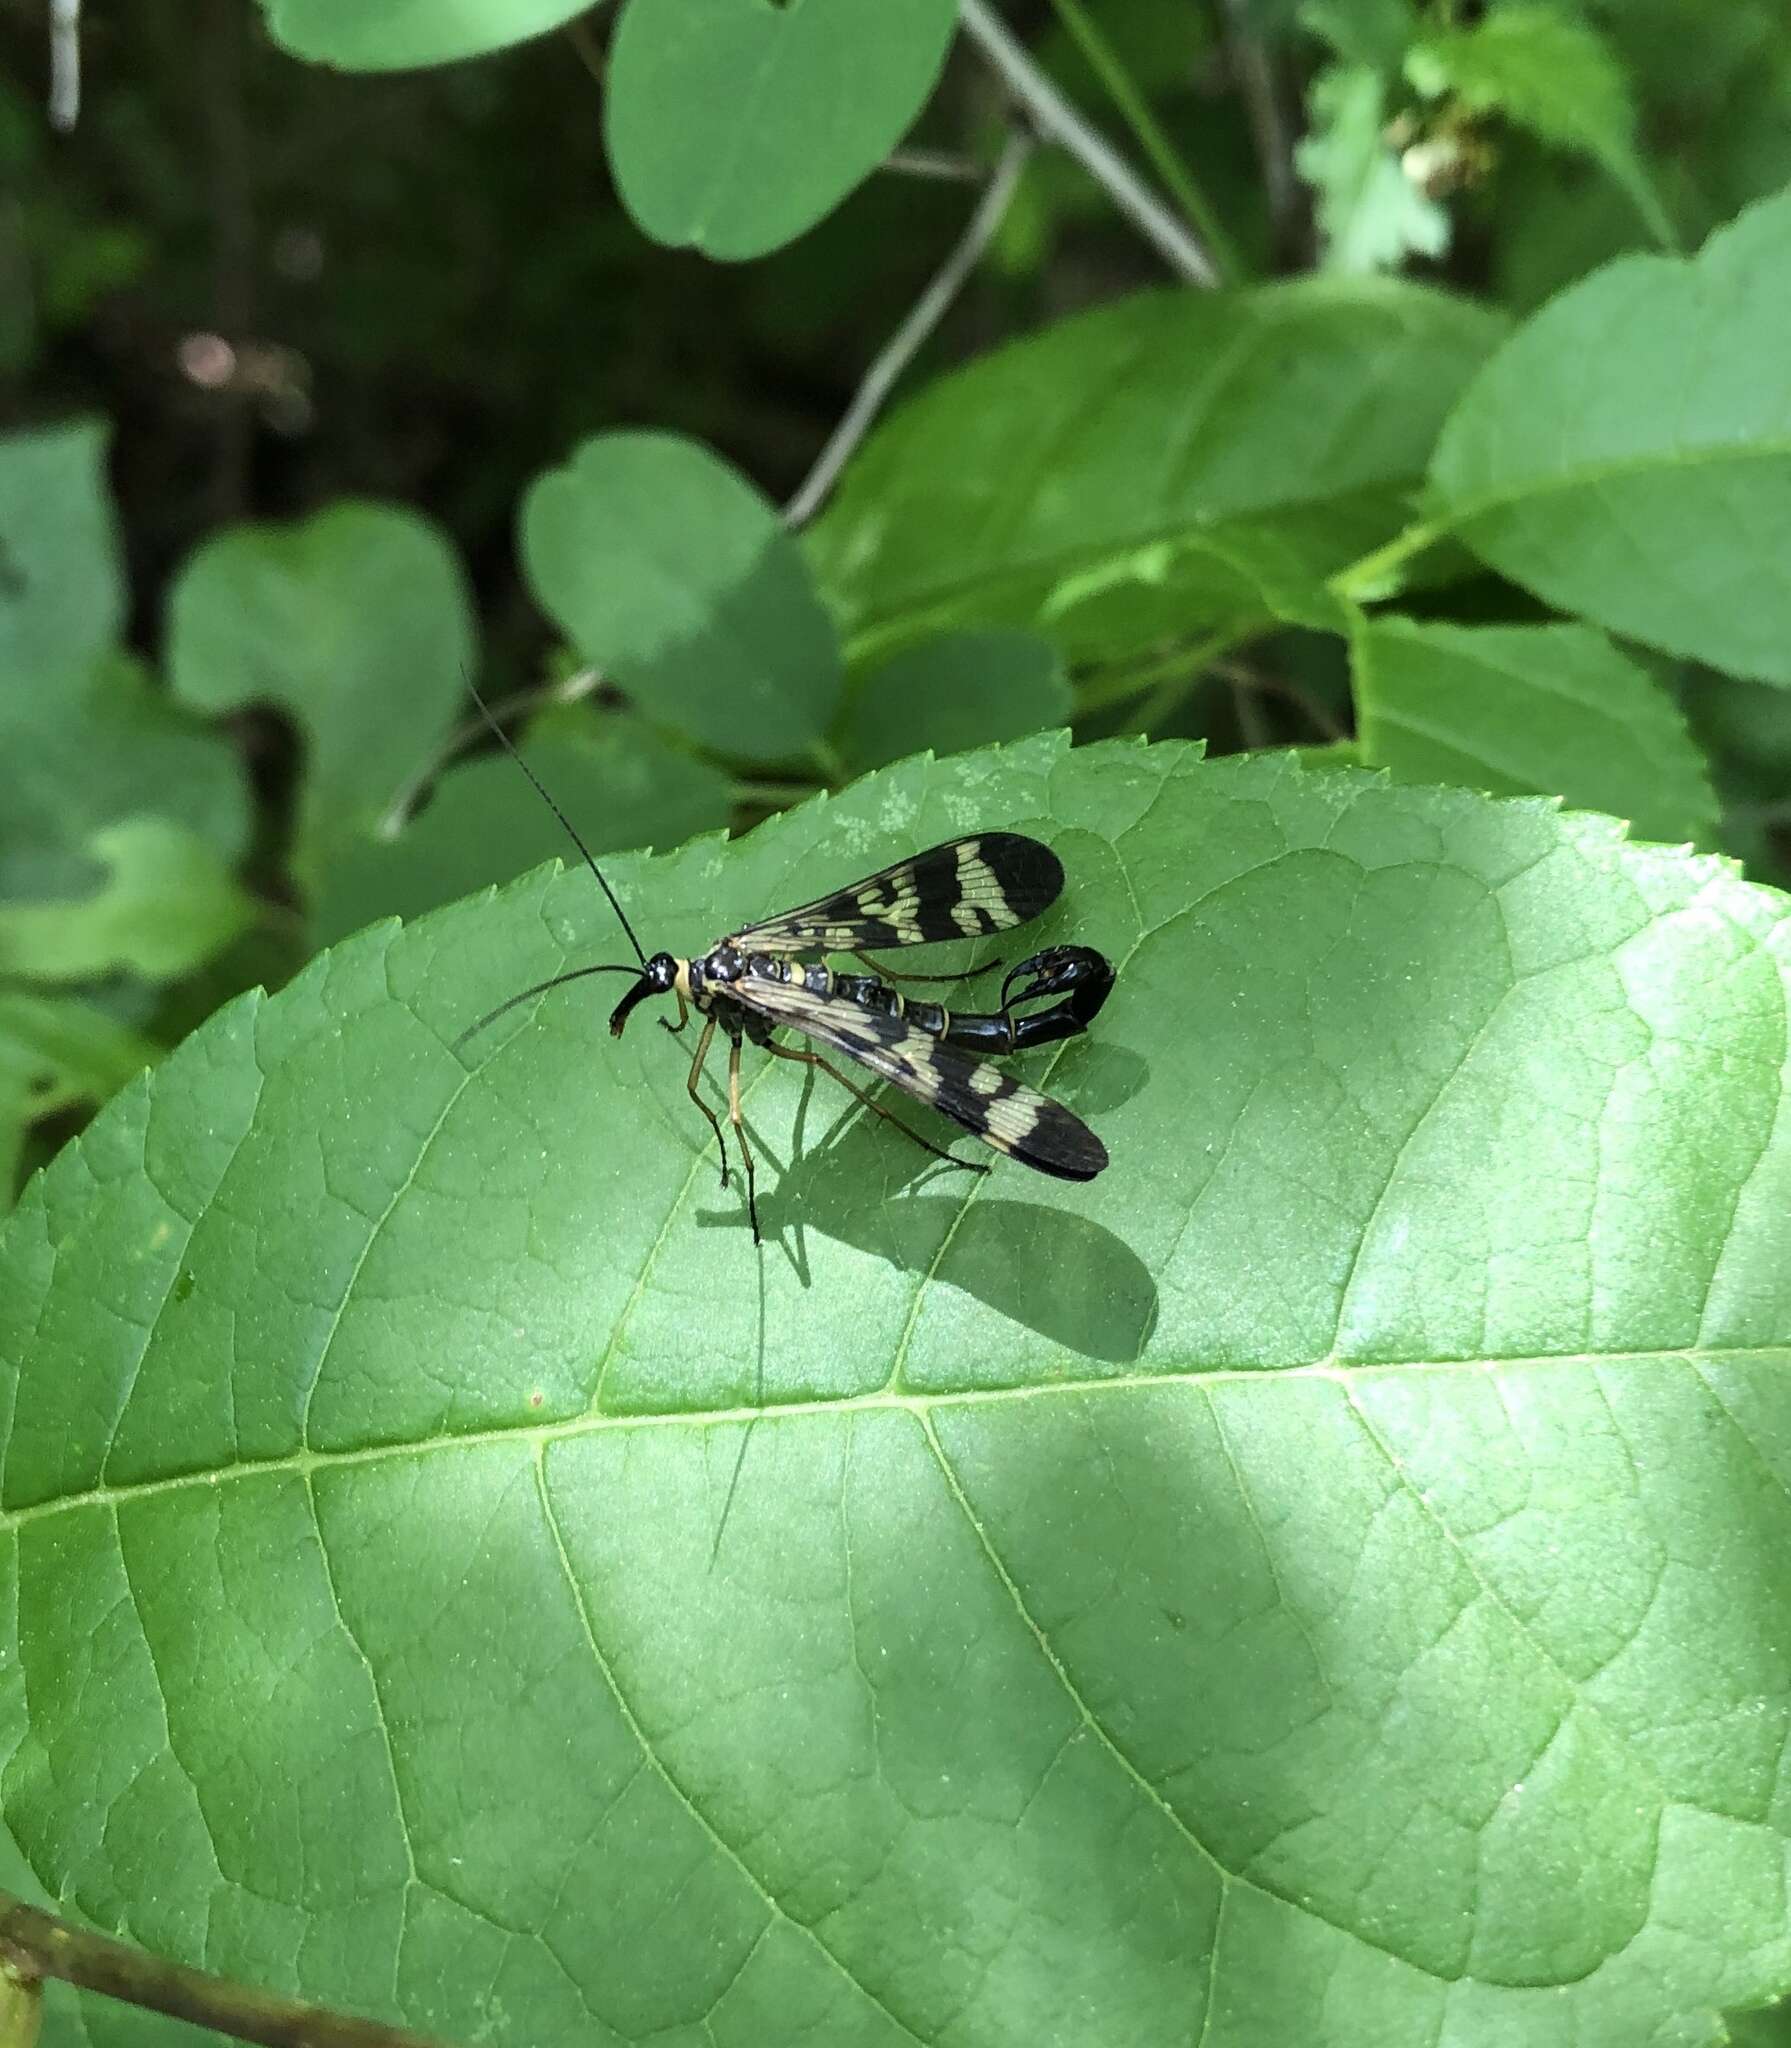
top-left (735, 975), bottom-right (1107, 1181)
top-left (726, 833), bottom-right (1064, 956)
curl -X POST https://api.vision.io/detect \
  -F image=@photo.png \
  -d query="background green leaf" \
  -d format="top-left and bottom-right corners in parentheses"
top-left (0, 821), bottom-right (253, 983)
top-left (166, 503), bottom-right (475, 895)
top-left (1354, 616), bottom-right (1719, 845)
top-left (0, 652), bottom-right (248, 903)
top-left (605, 0), bottom-right (960, 260)
top-left (313, 701), bottom-right (733, 947)
top-left (0, 994), bottom-right (152, 1196)
top-left (0, 419), bottom-right (123, 685)
top-left (523, 432), bottom-right (843, 764)
top-left (845, 629), bottom-right (1070, 771)
top-left (1429, 184), bottom-right (1791, 686)
top-left (809, 280), bottom-right (1506, 662)
top-left (257, 0), bottom-right (589, 70)
top-left (6, 737), bottom-right (1791, 2045)
top-left (1728, 1995), bottom-right (1791, 2047)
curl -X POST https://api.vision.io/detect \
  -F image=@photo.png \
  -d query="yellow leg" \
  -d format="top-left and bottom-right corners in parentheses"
top-left (685, 1014), bottom-right (727, 1186)
top-left (728, 1035), bottom-right (761, 1244)
top-left (764, 1039), bottom-right (986, 1172)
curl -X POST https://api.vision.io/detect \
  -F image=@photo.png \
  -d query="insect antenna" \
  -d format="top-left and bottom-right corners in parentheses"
top-left (464, 675), bottom-right (647, 967)
top-left (452, 963), bottom-right (640, 1052)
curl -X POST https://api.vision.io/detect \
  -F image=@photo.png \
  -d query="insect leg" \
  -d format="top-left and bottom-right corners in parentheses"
top-left (850, 948), bottom-right (1004, 986)
top-left (685, 1013), bottom-right (728, 1188)
top-left (764, 1039), bottom-right (988, 1173)
top-left (660, 989), bottom-right (691, 1037)
top-left (727, 1028), bottom-right (761, 1245)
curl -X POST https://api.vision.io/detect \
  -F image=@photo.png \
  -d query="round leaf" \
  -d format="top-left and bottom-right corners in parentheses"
top-left (1430, 184), bottom-right (1791, 685)
top-left (522, 433), bottom-right (842, 763)
top-left (606, 0), bottom-right (959, 260)
top-left (5, 738), bottom-right (1791, 2044)
top-left (167, 503), bottom-right (475, 895)
top-left (1354, 617), bottom-right (1719, 846)
top-left (0, 651), bottom-right (248, 905)
top-left (258, 0), bottom-right (588, 71)
top-left (0, 419), bottom-right (123, 686)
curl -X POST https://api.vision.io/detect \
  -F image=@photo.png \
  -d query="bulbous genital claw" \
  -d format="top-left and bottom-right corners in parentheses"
top-left (999, 945), bottom-right (1116, 1028)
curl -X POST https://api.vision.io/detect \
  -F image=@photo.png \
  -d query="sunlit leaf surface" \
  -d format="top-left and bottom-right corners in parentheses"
top-left (5, 736), bottom-right (1790, 2045)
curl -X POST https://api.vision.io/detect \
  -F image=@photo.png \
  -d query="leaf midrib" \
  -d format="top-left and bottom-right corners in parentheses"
top-left (1438, 432), bottom-right (1791, 530)
top-left (830, 495), bottom-right (1378, 647)
top-left (8, 1346), bottom-right (1786, 1533)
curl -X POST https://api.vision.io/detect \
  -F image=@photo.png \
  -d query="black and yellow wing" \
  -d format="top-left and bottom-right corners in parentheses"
top-left (738, 974), bottom-right (1106, 1182)
top-left (727, 833), bottom-right (1063, 956)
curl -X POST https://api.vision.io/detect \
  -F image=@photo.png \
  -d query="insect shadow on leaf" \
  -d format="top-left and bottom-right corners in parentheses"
top-left (451, 680), bottom-right (1125, 1550)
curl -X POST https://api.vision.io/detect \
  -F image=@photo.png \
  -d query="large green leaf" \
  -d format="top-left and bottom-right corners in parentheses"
top-left (1354, 616), bottom-right (1719, 846)
top-left (257, 0), bottom-right (587, 70)
top-left (0, 419), bottom-right (123, 687)
top-left (167, 503), bottom-right (474, 895)
top-left (809, 279), bottom-right (1506, 661)
top-left (313, 702), bottom-right (733, 947)
top-left (605, 0), bottom-right (959, 260)
top-left (0, 652), bottom-right (247, 903)
top-left (523, 433), bottom-right (842, 764)
top-left (1429, 183), bottom-right (1791, 685)
top-left (5, 736), bottom-right (1791, 2045)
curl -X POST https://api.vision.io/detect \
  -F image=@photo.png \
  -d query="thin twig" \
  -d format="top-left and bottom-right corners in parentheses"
top-left (1218, 0), bottom-right (1301, 262)
top-left (1042, 0), bottom-right (1241, 281)
top-left (1212, 658), bottom-right (1346, 740)
top-left (956, 0), bottom-right (1218, 286)
top-left (563, 12), bottom-right (606, 86)
top-left (0, 1896), bottom-right (449, 2048)
top-left (1230, 677), bottom-right (1271, 750)
top-left (379, 668), bottom-right (604, 837)
top-left (47, 0), bottom-right (80, 130)
top-left (880, 147), bottom-right (982, 183)
top-left (1071, 628), bottom-right (1243, 718)
top-left (204, 0), bottom-right (254, 523)
top-left (783, 128), bottom-right (1034, 529)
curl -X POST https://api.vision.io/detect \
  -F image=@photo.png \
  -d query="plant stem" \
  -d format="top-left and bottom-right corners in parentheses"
top-left (1072, 628), bottom-right (1244, 718)
top-left (47, 0), bottom-right (80, 130)
top-left (1328, 517), bottom-right (1450, 602)
top-left (1212, 658), bottom-right (1346, 740)
top-left (1041, 0), bottom-right (1241, 282)
top-left (729, 779), bottom-right (819, 810)
top-left (957, 0), bottom-right (1219, 286)
top-left (1217, 0), bottom-right (1301, 263)
top-left (783, 127), bottom-right (1034, 529)
top-left (1230, 676), bottom-right (1271, 750)
top-left (0, 1896), bottom-right (448, 2048)
top-left (0, 1964), bottom-right (41, 2048)
top-left (379, 669), bottom-right (605, 837)
top-left (563, 9), bottom-right (608, 85)
top-left (880, 147), bottom-right (982, 182)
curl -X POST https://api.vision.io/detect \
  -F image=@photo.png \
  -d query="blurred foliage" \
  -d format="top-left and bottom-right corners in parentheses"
top-left (2, 0), bottom-right (1790, 1198)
